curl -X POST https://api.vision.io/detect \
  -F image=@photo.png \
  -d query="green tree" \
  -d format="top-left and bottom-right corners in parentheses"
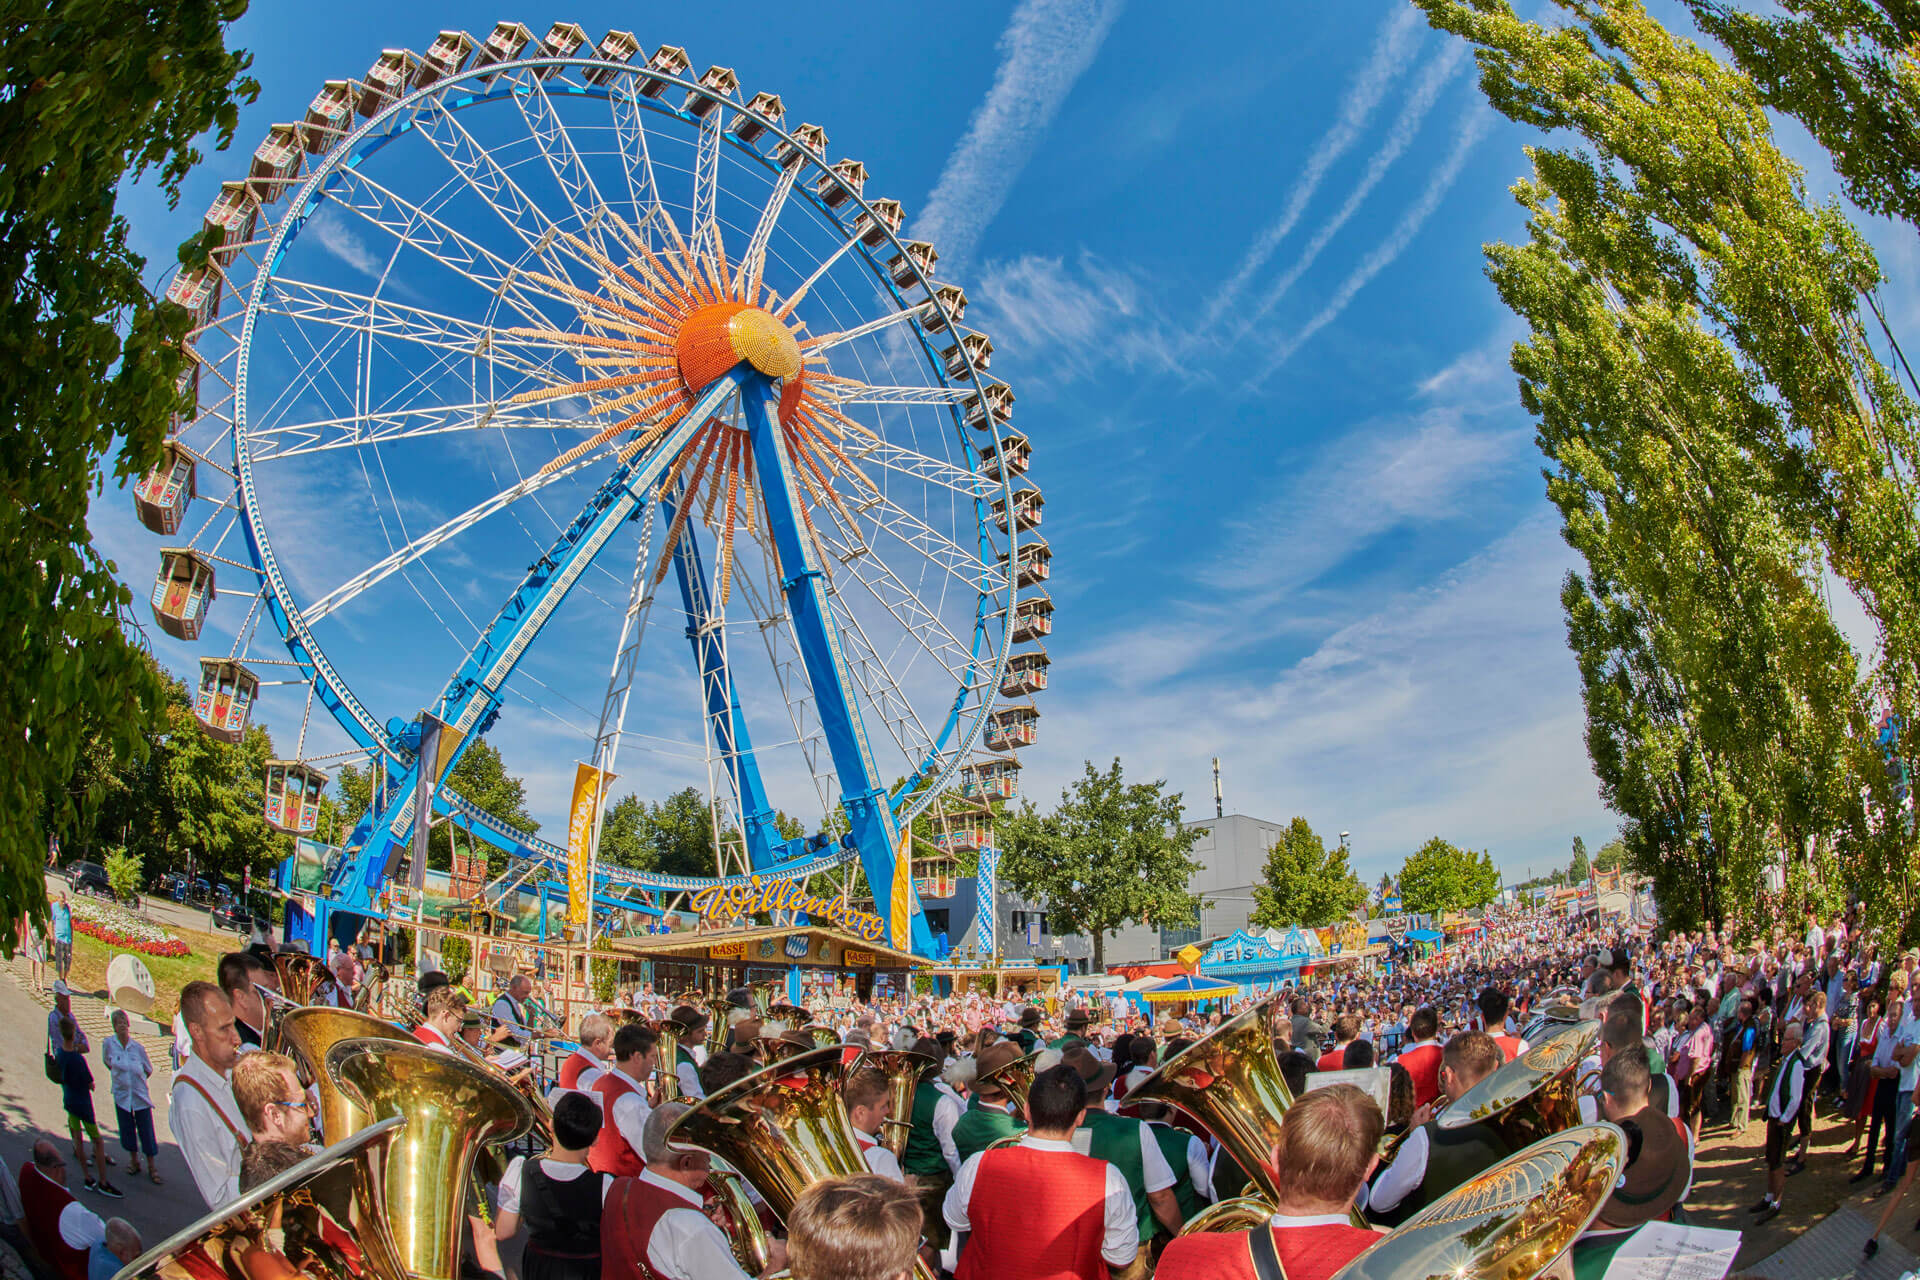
top-left (1569, 836), bottom-right (1590, 884)
top-left (104, 848), bottom-right (142, 902)
top-left (1247, 817), bottom-right (1367, 928)
top-left (995, 759), bottom-right (1203, 968)
top-left (1398, 838), bottom-right (1502, 915)
top-left (595, 787), bottom-right (718, 879)
top-left (1685, 1), bottom-right (1920, 227)
top-left (1, 0), bottom-right (256, 957)
top-left (1416, 0), bottom-right (1910, 932)
top-left (1594, 838), bottom-right (1628, 873)
top-left (334, 741), bottom-right (538, 877)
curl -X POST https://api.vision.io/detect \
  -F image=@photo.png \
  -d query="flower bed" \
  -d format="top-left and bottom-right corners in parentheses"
top-left (68, 898), bottom-right (191, 958)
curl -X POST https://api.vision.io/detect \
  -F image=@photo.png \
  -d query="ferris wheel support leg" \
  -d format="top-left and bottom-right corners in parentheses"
top-left (739, 374), bottom-right (934, 956)
top-left (661, 491), bottom-right (780, 869)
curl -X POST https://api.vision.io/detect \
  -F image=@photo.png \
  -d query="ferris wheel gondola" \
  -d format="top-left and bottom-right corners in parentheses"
top-left (135, 23), bottom-right (1054, 955)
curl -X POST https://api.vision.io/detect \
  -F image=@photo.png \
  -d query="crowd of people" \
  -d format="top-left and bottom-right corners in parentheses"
top-left (8, 896), bottom-right (1917, 1279)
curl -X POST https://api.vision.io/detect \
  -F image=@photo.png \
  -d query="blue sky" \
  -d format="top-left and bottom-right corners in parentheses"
top-left (91, 0), bottom-right (1920, 888)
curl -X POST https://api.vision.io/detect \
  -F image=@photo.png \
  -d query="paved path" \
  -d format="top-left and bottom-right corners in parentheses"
top-left (0, 947), bottom-right (206, 1262)
top-left (1743, 1206), bottom-right (1919, 1280)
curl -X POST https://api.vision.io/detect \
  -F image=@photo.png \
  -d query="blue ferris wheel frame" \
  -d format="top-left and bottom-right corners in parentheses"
top-left (235, 56), bottom-right (1020, 956)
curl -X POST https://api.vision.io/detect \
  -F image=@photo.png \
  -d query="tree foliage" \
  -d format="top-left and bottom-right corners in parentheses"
top-left (1247, 817), bottom-right (1367, 928)
top-left (1685, 1), bottom-right (1920, 228)
top-left (995, 759), bottom-right (1203, 968)
top-left (1569, 836), bottom-right (1590, 884)
top-left (1, 1), bottom-right (256, 956)
top-left (335, 740), bottom-right (538, 877)
top-left (1416, 0), bottom-right (1918, 933)
top-left (1594, 837), bottom-right (1628, 873)
top-left (1398, 838), bottom-right (1502, 916)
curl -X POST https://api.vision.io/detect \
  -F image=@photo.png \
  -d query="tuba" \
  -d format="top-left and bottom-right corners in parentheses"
top-left (802, 1023), bottom-right (841, 1051)
top-left (1438, 1019), bottom-right (1599, 1152)
top-left (851, 1049), bottom-right (936, 1157)
top-left (274, 1005), bottom-right (414, 1145)
top-left (1122, 996), bottom-right (1304, 1234)
top-left (114, 1117), bottom-right (410, 1280)
top-left (667, 1048), bottom-right (937, 1280)
top-left (1331, 1123), bottom-right (1628, 1280)
top-left (274, 951), bottom-right (330, 1005)
top-left (704, 1169), bottom-right (774, 1275)
top-left (325, 1037), bottom-right (534, 1280)
top-left (646, 1018), bottom-right (684, 1102)
top-left (979, 1050), bottom-right (1039, 1120)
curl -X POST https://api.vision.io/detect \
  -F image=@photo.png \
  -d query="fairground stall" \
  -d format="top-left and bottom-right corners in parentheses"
top-left (605, 923), bottom-right (930, 1006)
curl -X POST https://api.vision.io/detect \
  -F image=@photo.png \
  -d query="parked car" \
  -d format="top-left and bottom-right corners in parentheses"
top-left (189, 877), bottom-right (212, 905)
top-left (209, 894), bottom-right (254, 935)
top-left (64, 860), bottom-right (111, 897)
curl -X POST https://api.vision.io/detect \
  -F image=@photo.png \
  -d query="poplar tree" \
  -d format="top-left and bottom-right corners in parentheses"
top-left (1416, 0), bottom-right (1918, 929)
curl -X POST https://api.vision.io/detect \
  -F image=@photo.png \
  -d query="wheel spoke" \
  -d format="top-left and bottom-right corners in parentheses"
top-left (737, 163), bottom-right (801, 301)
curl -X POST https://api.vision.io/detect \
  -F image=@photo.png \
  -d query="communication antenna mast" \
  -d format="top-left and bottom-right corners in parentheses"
top-left (1212, 756), bottom-right (1223, 818)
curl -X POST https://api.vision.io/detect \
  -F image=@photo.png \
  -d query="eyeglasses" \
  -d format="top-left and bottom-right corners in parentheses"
top-left (273, 1098), bottom-right (312, 1114)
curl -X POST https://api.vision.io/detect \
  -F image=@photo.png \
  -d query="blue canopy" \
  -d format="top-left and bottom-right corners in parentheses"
top-left (1406, 928), bottom-right (1443, 942)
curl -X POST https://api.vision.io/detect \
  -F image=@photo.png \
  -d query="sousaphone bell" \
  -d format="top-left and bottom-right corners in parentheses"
top-left (274, 1005), bottom-right (414, 1144)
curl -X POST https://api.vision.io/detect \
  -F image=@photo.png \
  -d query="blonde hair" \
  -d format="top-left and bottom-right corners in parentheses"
top-left (788, 1173), bottom-right (922, 1280)
top-left (1270, 1084), bottom-right (1383, 1206)
top-left (232, 1050), bottom-right (302, 1133)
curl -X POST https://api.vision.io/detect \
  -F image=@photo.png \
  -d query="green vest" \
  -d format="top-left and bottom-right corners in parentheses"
top-left (952, 1096), bottom-right (1024, 1161)
top-left (1047, 1033), bottom-right (1087, 1052)
top-left (1149, 1122), bottom-right (1205, 1224)
top-left (903, 1081), bottom-right (949, 1177)
top-left (676, 1044), bottom-right (699, 1073)
top-left (1011, 1028), bottom-right (1039, 1054)
top-left (1079, 1109), bottom-right (1156, 1241)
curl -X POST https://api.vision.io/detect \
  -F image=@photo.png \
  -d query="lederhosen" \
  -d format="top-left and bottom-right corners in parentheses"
top-left (518, 1161), bottom-right (603, 1280)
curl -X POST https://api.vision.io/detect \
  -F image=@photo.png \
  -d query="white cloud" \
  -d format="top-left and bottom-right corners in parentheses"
top-left (311, 213), bottom-right (382, 278)
top-left (974, 251), bottom-right (1183, 384)
top-left (1416, 323), bottom-right (1523, 402)
top-left (912, 0), bottom-right (1127, 270)
top-left (1231, 40), bottom-right (1468, 340)
top-left (1248, 105), bottom-right (1494, 386)
top-left (1199, 4), bottom-right (1426, 332)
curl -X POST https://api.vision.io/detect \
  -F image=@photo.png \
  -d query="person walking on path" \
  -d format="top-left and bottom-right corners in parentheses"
top-left (18, 912), bottom-right (48, 993)
top-left (103, 1010), bottom-right (161, 1186)
top-left (53, 1017), bottom-right (118, 1198)
top-left (49, 896), bottom-right (73, 986)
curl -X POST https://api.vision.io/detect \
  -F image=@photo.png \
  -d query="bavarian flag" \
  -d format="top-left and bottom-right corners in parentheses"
top-left (890, 829), bottom-right (913, 952)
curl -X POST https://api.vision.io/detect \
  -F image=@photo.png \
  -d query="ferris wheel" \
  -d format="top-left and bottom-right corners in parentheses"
top-left (134, 23), bottom-right (1054, 956)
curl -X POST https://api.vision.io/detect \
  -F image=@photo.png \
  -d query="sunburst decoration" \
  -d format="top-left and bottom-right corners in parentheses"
top-left (504, 212), bottom-right (890, 603)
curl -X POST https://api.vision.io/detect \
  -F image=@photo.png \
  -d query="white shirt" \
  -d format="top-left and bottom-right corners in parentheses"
top-left (57, 1197), bottom-right (105, 1251)
top-left (631, 1168), bottom-right (751, 1280)
top-left (608, 1066), bottom-right (651, 1165)
top-left (675, 1054), bottom-right (704, 1101)
top-left (945, 1135), bottom-right (1139, 1267)
top-left (168, 1052), bottom-right (246, 1210)
top-left (856, 1133), bottom-right (905, 1182)
top-left (546, 1049), bottom-right (607, 1112)
top-left (103, 1035), bottom-right (153, 1112)
top-left (1367, 1125), bottom-right (1431, 1214)
top-left (415, 1023), bottom-right (456, 1054)
top-left (495, 1156), bottom-right (611, 1214)
top-left (1071, 1119), bottom-right (1176, 1193)
top-left (1896, 1014), bottom-right (1920, 1093)
top-left (933, 1085), bottom-right (966, 1175)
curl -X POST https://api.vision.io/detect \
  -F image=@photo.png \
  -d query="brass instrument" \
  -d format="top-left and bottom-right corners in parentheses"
top-left (978, 1049), bottom-right (1039, 1120)
top-left (1375, 1089), bottom-right (1450, 1171)
top-left (441, 1017), bottom-right (558, 1150)
top-left (802, 1023), bottom-right (841, 1051)
top-left (607, 1007), bottom-right (645, 1028)
top-left (704, 1169), bottom-right (773, 1275)
top-left (1330, 1123), bottom-right (1628, 1280)
top-left (274, 951), bottom-right (330, 1005)
top-left (274, 1005), bottom-right (414, 1145)
top-left (646, 1018), bottom-right (684, 1102)
top-left (114, 1117), bottom-right (409, 1280)
top-left (1438, 1019), bottom-right (1598, 1152)
top-left (325, 1037), bottom-right (534, 1280)
top-left (667, 1047), bottom-right (937, 1280)
top-left (255, 982), bottom-right (304, 1054)
top-left (767, 1002), bottom-right (811, 1025)
top-left (851, 1049), bottom-right (935, 1157)
top-left (758, 1034), bottom-right (812, 1065)
top-left (708, 997), bottom-right (740, 1045)
top-left (1123, 996), bottom-right (1298, 1233)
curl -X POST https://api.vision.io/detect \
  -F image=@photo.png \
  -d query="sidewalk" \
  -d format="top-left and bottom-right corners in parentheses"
top-left (0, 947), bottom-right (206, 1263)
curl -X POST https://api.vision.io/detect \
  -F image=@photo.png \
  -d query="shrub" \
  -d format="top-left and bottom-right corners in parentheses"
top-left (104, 848), bottom-right (142, 902)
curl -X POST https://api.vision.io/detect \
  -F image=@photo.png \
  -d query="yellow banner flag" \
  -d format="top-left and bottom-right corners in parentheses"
top-left (566, 763), bottom-right (609, 928)
top-left (890, 830), bottom-right (913, 952)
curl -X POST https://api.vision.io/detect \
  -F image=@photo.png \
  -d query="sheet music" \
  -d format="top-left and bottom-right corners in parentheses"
top-left (1599, 1221), bottom-right (1740, 1280)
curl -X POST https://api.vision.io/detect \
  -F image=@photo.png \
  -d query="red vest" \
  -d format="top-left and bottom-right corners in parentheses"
top-left (956, 1146), bottom-right (1111, 1280)
top-left (601, 1176), bottom-right (685, 1280)
top-left (1492, 1034), bottom-right (1524, 1062)
top-left (590, 1072), bottom-right (647, 1177)
top-left (1399, 1042), bottom-right (1443, 1108)
top-left (1316, 1048), bottom-right (1347, 1072)
top-left (558, 1050), bottom-right (599, 1090)
top-left (1157, 1222), bottom-right (1381, 1280)
top-left (413, 1023), bottom-right (450, 1050)
top-left (19, 1164), bottom-right (89, 1280)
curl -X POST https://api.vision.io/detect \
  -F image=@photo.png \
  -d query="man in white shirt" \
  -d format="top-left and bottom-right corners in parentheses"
top-left (843, 1067), bottom-right (906, 1182)
top-left (1877, 991), bottom-right (1920, 1193)
top-left (167, 981), bottom-right (246, 1210)
top-left (593, 1024), bottom-right (658, 1174)
top-left (600, 1103), bottom-right (788, 1279)
top-left (18, 1140), bottom-right (105, 1274)
top-left (490, 974), bottom-right (534, 1047)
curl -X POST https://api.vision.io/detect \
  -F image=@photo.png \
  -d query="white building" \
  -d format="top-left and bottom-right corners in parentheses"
top-left (1091, 813), bottom-right (1292, 967)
